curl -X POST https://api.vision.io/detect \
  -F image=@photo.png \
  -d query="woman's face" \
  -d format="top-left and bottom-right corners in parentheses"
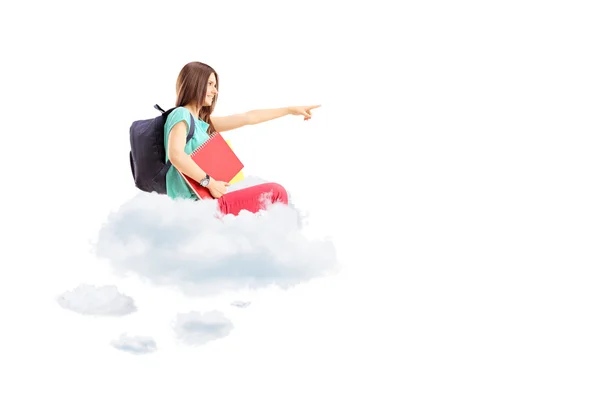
top-left (203, 73), bottom-right (218, 106)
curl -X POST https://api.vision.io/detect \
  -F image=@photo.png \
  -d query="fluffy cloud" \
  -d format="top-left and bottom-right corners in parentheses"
top-left (57, 284), bottom-right (136, 316)
top-left (173, 310), bottom-right (234, 346)
top-left (93, 186), bottom-right (337, 296)
top-left (230, 300), bottom-right (251, 308)
top-left (111, 333), bottom-right (157, 355)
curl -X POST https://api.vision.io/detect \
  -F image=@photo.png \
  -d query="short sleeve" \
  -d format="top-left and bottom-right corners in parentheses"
top-left (165, 107), bottom-right (191, 138)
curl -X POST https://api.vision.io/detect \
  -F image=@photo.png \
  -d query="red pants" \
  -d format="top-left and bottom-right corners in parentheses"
top-left (217, 182), bottom-right (289, 216)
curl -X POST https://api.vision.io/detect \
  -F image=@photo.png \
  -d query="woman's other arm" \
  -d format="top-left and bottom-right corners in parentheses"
top-left (167, 121), bottom-right (229, 197)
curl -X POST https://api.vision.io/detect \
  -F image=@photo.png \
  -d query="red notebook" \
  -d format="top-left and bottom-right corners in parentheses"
top-left (179, 132), bottom-right (244, 199)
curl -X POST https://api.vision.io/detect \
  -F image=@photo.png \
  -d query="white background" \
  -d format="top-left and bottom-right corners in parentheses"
top-left (1, 0), bottom-right (599, 398)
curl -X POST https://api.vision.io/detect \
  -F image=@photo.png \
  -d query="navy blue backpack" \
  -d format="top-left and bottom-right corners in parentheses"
top-left (129, 104), bottom-right (196, 194)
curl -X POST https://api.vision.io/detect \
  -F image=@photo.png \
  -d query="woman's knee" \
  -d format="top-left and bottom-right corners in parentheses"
top-left (264, 182), bottom-right (288, 204)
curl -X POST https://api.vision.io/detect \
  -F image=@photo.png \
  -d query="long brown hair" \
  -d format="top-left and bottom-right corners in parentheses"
top-left (175, 61), bottom-right (219, 135)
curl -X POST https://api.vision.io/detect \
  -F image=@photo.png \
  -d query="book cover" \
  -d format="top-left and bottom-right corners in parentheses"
top-left (179, 133), bottom-right (245, 199)
top-left (226, 140), bottom-right (245, 185)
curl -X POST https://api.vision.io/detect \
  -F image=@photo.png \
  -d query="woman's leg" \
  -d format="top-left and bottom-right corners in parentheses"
top-left (218, 182), bottom-right (288, 216)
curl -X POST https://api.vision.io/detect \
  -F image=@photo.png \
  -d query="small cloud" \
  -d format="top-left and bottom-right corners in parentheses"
top-left (57, 284), bottom-right (136, 316)
top-left (93, 187), bottom-right (337, 296)
top-left (230, 300), bottom-right (251, 308)
top-left (173, 310), bottom-right (234, 346)
top-left (111, 333), bottom-right (157, 355)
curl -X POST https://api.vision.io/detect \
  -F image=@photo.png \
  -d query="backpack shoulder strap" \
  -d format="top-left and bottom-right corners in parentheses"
top-left (187, 113), bottom-right (195, 142)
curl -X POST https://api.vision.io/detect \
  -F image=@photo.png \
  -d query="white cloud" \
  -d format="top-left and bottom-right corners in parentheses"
top-left (173, 310), bottom-right (234, 346)
top-left (111, 333), bottom-right (157, 355)
top-left (92, 189), bottom-right (338, 296)
top-left (231, 300), bottom-right (251, 308)
top-left (56, 284), bottom-right (136, 316)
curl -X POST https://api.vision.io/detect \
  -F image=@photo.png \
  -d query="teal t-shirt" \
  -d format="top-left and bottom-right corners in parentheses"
top-left (164, 106), bottom-right (211, 200)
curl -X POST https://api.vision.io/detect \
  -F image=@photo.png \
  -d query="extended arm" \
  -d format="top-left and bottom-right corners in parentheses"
top-left (211, 105), bottom-right (320, 132)
top-left (211, 107), bottom-right (290, 132)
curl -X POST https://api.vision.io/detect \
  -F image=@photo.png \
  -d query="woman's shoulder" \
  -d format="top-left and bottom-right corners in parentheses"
top-left (167, 106), bottom-right (192, 122)
top-left (164, 108), bottom-right (193, 139)
top-left (165, 106), bottom-right (193, 130)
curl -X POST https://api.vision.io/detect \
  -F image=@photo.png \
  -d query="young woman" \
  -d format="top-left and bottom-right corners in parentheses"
top-left (164, 61), bottom-right (320, 216)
